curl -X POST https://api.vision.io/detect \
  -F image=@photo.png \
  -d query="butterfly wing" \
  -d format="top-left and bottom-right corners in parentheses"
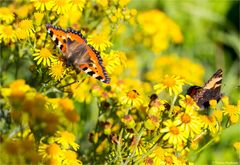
top-left (66, 28), bottom-right (110, 84)
top-left (46, 24), bottom-right (67, 54)
top-left (189, 69), bottom-right (223, 109)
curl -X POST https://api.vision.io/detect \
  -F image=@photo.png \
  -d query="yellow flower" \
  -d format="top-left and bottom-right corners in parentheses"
top-left (71, 82), bottom-right (92, 103)
top-left (15, 4), bottom-right (33, 19)
top-left (145, 54), bottom-right (204, 86)
top-left (121, 89), bottom-right (143, 107)
top-left (223, 104), bottom-right (239, 124)
top-left (52, 0), bottom-right (71, 14)
top-left (101, 50), bottom-right (127, 75)
top-left (119, 0), bottom-right (130, 6)
top-left (0, 7), bottom-right (15, 23)
top-left (201, 115), bottom-right (219, 134)
top-left (34, 12), bottom-right (44, 26)
top-left (161, 119), bottom-right (187, 146)
top-left (149, 146), bottom-right (178, 164)
top-left (96, 0), bottom-right (108, 7)
top-left (54, 131), bottom-right (80, 151)
top-left (177, 109), bottom-right (203, 137)
top-left (87, 31), bottom-right (112, 51)
top-left (179, 95), bottom-right (199, 111)
top-left (212, 109), bottom-right (223, 122)
top-left (62, 150), bottom-right (82, 165)
top-left (38, 143), bottom-right (62, 160)
top-left (70, 0), bottom-right (86, 11)
top-left (154, 75), bottom-right (185, 96)
top-left (233, 141), bottom-right (240, 151)
top-left (49, 60), bottom-right (66, 80)
top-left (19, 19), bottom-right (35, 36)
top-left (209, 99), bottom-right (217, 109)
top-left (33, 47), bottom-right (55, 66)
top-left (138, 10), bottom-right (183, 53)
top-left (0, 25), bottom-right (16, 44)
top-left (32, 0), bottom-right (54, 11)
top-left (15, 29), bottom-right (28, 40)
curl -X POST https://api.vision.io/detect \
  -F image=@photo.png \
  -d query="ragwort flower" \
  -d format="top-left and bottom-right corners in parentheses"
top-left (33, 47), bottom-right (55, 66)
top-left (19, 19), bottom-right (35, 37)
top-left (52, 0), bottom-right (71, 14)
top-left (70, 0), bottom-right (86, 11)
top-left (179, 95), bottom-right (199, 111)
top-left (32, 0), bottom-right (54, 11)
top-left (38, 142), bottom-right (63, 160)
top-left (176, 109), bottom-right (203, 137)
top-left (161, 119), bottom-right (187, 146)
top-left (121, 89), bottom-right (143, 107)
top-left (54, 131), bottom-right (79, 151)
top-left (223, 104), bottom-right (239, 124)
top-left (0, 25), bottom-right (16, 44)
top-left (0, 7), bottom-right (15, 23)
top-left (87, 31), bottom-right (112, 51)
top-left (154, 75), bottom-right (185, 96)
top-left (62, 150), bottom-right (82, 165)
top-left (49, 60), bottom-right (66, 80)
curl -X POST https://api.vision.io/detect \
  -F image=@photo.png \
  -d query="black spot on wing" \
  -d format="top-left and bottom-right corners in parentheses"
top-left (55, 39), bottom-right (59, 46)
top-left (87, 71), bottom-right (95, 76)
top-left (82, 67), bottom-right (88, 71)
top-left (96, 76), bottom-right (102, 80)
top-left (49, 30), bottom-right (53, 37)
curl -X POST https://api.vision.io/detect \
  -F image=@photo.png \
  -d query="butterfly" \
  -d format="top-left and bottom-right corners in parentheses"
top-left (187, 69), bottom-right (223, 110)
top-left (45, 24), bottom-right (110, 84)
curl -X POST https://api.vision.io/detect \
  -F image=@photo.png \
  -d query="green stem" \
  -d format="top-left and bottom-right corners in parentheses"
top-left (116, 128), bottom-right (124, 164)
top-left (195, 137), bottom-right (215, 154)
top-left (124, 128), bottom-right (144, 165)
top-left (169, 95), bottom-right (177, 117)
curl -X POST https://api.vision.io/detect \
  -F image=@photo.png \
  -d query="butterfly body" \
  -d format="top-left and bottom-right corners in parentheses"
top-left (187, 69), bottom-right (223, 110)
top-left (46, 24), bottom-right (110, 84)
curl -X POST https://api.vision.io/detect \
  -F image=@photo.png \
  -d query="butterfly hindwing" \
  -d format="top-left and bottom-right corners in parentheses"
top-left (46, 24), bottom-right (67, 54)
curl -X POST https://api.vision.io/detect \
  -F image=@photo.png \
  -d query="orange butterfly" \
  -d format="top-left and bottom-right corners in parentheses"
top-left (46, 24), bottom-right (110, 84)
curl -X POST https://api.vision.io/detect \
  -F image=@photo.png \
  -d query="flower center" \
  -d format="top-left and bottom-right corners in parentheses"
top-left (3, 26), bottom-right (14, 36)
top-left (181, 114), bottom-right (191, 123)
top-left (162, 77), bottom-right (176, 87)
top-left (55, 0), bottom-right (66, 7)
top-left (165, 156), bottom-right (173, 164)
top-left (185, 97), bottom-right (194, 105)
top-left (46, 143), bottom-right (60, 156)
top-left (170, 126), bottom-right (179, 135)
top-left (127, 90), bottom-right (139, 99)
top-left (40, 48), bottom-right (52, 58)
top-left (64, 150), bottom-right (77, 160)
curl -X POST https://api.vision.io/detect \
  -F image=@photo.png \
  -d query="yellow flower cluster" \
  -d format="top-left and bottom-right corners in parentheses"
top-left (137, 10), bottom-right (183, 53)
top-left (0, 80), bottom-right (81, 164)
top-left (145, 54), bottom-right (205, 85)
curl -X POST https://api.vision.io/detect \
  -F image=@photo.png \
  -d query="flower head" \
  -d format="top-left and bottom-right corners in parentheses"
top-left (54, 131), bottom-right (79, 151)
top-left (179, 95), bottom-right (199, 111)
top-left (52, 0), bottom-right (71, 14)
top-left (223, 104), bottom-right (239, 124)
top-left (32, 0), bottom-right (54, 11)
top-left (33, 47), bottom-right (55, 66)
top-left (161, 119), bottom-right (187, 146)
top-left (62, 150), bottom-right (82, 165)
top-left (0, 7), bottom-right (15, 23)
top-left (121, 89), bottom-right (143, 107)
top-left (49, 60), bottom-right (66, 80)
top-left (87, 32), bottom-right (112, 51)
top-left (154, 75), bottom-right (185, 96)
top-left (38, 143), bottom-right (62, 160)
top-left (176, 109), bottom-right (203, 137)
top-left (19, 19), bottom-right (35, 36)
top-left (0, 25), bottom-right (16, 44)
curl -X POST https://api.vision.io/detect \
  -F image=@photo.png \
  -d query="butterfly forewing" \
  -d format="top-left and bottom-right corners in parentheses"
top-left (46, 24), bottom-right (67, 54)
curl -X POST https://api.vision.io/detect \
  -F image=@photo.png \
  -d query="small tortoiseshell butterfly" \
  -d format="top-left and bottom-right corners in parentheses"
top-left (187, 69), bottom-right (223, 110)
top-left (46, 24), bottom-right (110, 84)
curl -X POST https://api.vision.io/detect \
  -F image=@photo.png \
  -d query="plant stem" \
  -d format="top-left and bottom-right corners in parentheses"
top-left (169, 94), bottom-right (177, 117)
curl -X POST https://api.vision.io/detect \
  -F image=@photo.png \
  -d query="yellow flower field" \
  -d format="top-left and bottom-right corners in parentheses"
top-left (0, 0), bottom-right (239, 164)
